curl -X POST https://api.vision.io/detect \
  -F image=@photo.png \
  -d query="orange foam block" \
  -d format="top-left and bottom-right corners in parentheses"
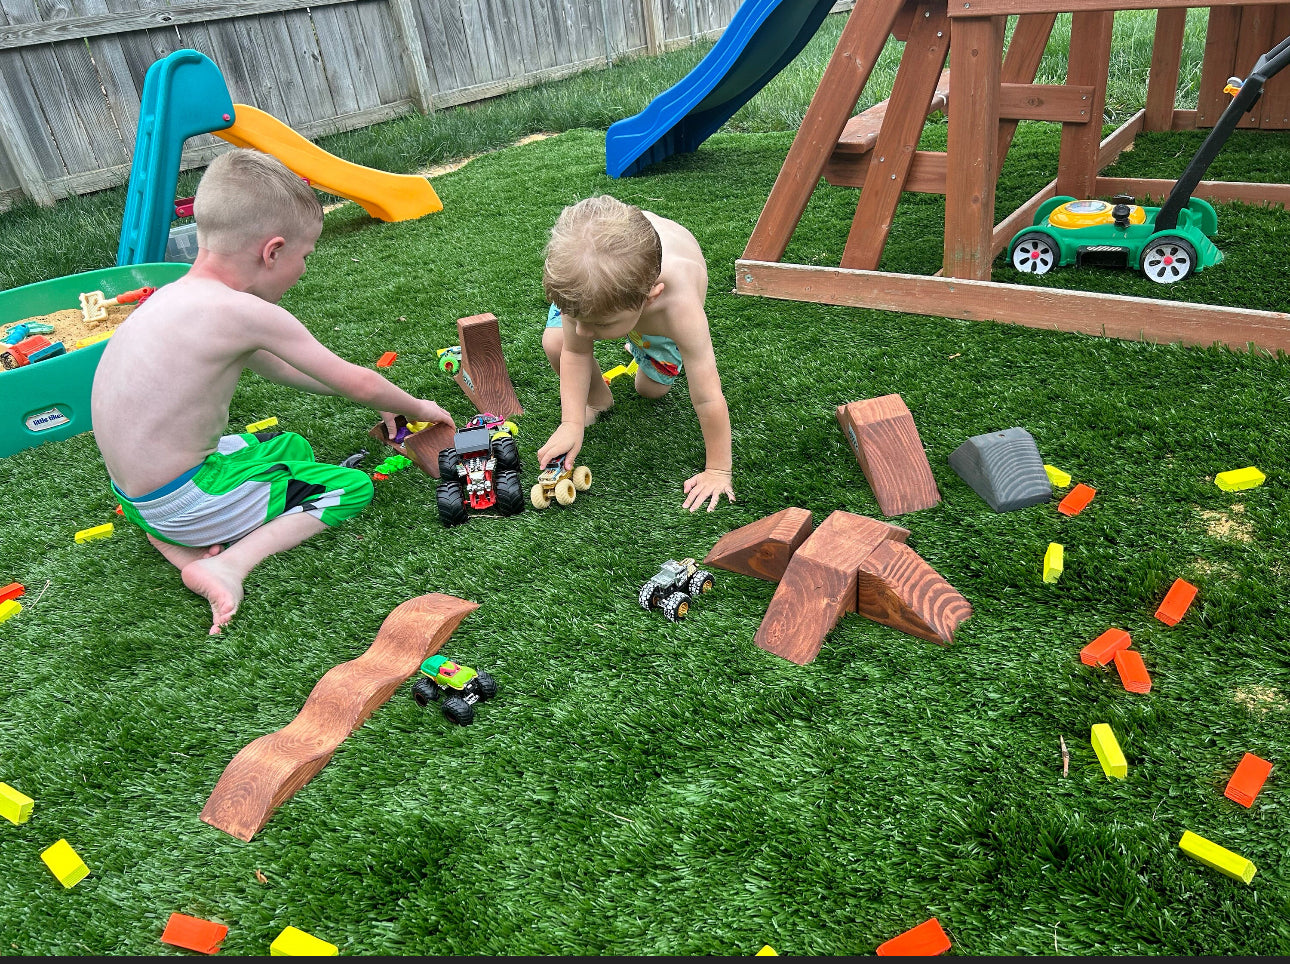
top-left (1155, 578), bottom-right (1197, 626)
top-left (876, 918), bottom-right (950, 956)
top-left (376, 351), bottom-right (397, 368)
top-left (1080, 628), bottom-right (1130, 667)
top-left (1057, 483), bottom-right (1096, 516)
top-left (1224, 753), bottom-right (1272, 808)
top-left (1113, 649), bottom-right (1152, 693)
top-left (161, 913), bottom-right (229, 954)
top-left (0, 582), bottom-right (23, 603)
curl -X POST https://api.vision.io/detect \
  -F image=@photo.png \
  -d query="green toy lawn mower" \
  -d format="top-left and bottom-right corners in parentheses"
top-left (1008, 34), bottom-right (1290, 284)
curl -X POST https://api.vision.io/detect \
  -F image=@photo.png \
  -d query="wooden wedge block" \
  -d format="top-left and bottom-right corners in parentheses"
top-left (201, 593), bottom-right (477, 841)
top-left (704, 508), bottom-right (816, 582)
top-left (855, 540), bottom-right (971, 644)
top-left (755, 511), bottom-right (907, 665)
top-left (836, 395), bottom-right (940, 516)
top-left (370, 416), bottom-right (456, 478)
top-left (454, 313), bottom-right (523, 418)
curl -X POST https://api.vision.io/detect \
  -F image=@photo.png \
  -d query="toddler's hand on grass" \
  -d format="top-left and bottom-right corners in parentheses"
top-left (537, 423), bottom-right (584, 470)
top-left (683, 469), bottom-right (735, 513)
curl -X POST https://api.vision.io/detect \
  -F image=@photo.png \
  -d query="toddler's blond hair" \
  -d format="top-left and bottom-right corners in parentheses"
top-left (194, 148), bottom-right (323, 254)
top-left (543, 195), bottom-right (662, 321)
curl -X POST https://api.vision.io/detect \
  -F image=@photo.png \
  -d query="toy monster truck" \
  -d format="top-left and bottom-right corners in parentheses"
top-left (530, 455), bottom-right (592, 509)
top-left (638, 557), bottom-right (715, 622)
top-left (411, 655), bottom-right (497, 725)
top-left (435, 421), bottom-right (524, 526)
top-left (465, 412), bottom-right (519, 439)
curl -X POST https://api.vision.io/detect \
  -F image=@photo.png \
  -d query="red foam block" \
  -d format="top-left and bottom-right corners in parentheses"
top-left (1057, 483), bottom-right (1096, 516)
top-left (877, 918), bottom-right (951, 956)
top-left (1113, 649), bottom-right (1152, 693)
top-left (0, 582), bottom-right (23, 603)
top-left (1224, 752), bottom-right (1272, 808)
top-left (376, 351), bottom-right (398, 368)
top-left (1080, 628), bottom-right (1130, 667)
top-left (1155, 578), bottom-right (1197, 626)
top-left (161, 913), bottom-right (228, 954)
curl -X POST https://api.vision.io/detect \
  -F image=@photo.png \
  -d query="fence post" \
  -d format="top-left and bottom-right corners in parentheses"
top-left (643, 0), bottom-right (665, 55)
top-left (0, 90), bottom-right (55, 206)
top-left (388, 0), bottom-right (435, 113)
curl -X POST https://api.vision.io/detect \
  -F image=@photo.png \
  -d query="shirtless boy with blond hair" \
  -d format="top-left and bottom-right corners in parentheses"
top-left (92, 148), bottom-right (452, 635)
top-left (536, 195), bottom-right (734, 512)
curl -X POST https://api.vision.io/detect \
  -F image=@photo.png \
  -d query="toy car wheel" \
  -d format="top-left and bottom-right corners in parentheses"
top-left (412, 678), bottom-right (442, 707)
top-left (493, 435), bottom-right (521, 472)
top-left (441, 695), bottom-right (474, 725)
top-left (1010, 231), bottom-right (1059, 275)
top-left (436, 481), bottom-right (469, 527)
top-left (1140, 236), bottom-right (1197, 284)
top-left (530, 482), bottom-right (550, 509)
top-left (473, 671), bottom-right (498, 702)
top-left (439, 353), bottom-right (460, 374)
top-left (638, 582), bottom-right (662, 611)
top-left (571, 465), bottom-right (592, 492)
top-left (662, 592), bottom-right (691, 622)
top-left (502, 420), bottom-right (519, 438)
top-left (437, 447), bottom-right (459, 479)
top-left (688, 570), bottom-right (715, 597)
top-left (555, 479), bottom-right (577, 506)
top-left (495, 469), bottom-right (526, 516)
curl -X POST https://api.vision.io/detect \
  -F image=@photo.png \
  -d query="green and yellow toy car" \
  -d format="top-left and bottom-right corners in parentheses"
top-left (411, 655), bottom-right (497, 725)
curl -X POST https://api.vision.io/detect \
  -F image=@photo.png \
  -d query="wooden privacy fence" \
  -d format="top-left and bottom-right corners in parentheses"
top-left (0, 0), bottom-right (820, 207)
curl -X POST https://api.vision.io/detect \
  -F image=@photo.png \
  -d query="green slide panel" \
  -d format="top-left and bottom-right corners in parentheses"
top-left (0, 262), bottom-right (189, 458)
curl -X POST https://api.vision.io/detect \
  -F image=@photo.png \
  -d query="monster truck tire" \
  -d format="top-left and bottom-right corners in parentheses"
top-left (436, 481), bottom-right (469, 527)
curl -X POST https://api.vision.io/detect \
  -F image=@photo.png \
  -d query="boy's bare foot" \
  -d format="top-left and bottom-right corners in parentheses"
top-left (584, 399), bottom-right (613, 424)
top-left (181, 557), bottom-right (245, 635)
top-left (148, 533), bottom-right (222, 570)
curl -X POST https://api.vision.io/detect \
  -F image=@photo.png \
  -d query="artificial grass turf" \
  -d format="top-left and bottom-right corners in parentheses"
top-left (0, 126), bottom-right (1289, 955)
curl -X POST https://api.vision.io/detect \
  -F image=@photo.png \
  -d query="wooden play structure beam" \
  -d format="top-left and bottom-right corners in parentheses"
top-left (737, 0), bottom-right (1290, 354)
top-left (453, 313), bottom-right (523, 419)
top-left (201, 593), bottom-right (477, 841)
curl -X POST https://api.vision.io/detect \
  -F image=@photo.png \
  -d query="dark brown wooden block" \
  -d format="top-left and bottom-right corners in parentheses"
top-left (837, 394), bottom-right (940, 516)
top-left (754, 511), bottom-right (908, 665)
top-left (855, 540), bottom-right (972, 645)
top-left (201, 593), bottom-right (477, 841)
top-left (453, 312), bottom-right (523, 419)
top-left (370, 416), bottom-right (457, 478)
top-left (704, 507), bottom-right (815, 582)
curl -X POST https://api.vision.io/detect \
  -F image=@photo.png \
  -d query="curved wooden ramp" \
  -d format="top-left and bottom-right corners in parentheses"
top-left (201, 593), bottom-right (478, 841)
top-left (454, 313), bottom-right (523, 418)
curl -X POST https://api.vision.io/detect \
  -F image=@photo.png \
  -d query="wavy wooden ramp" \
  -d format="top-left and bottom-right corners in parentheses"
top-left (704, 507), bottom-right (815, 582)
top-left (370, 416), bottom-right (456, 478)
top-left (856, 541), bottom-right (972, 645)
top-left (454, 313), bottom-right (523, 419)
top-left (755, 511), bottom-right (908, 665)
top-left (201, 593), bottom-right (477, 841)
top-left (836, 394), bottom-right (940, 516)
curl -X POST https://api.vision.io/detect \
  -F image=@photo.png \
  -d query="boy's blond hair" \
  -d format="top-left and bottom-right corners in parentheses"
top-left (543, 195), bottom-right (662, 321)
top-left (194, 148), bottom-right (323, 254)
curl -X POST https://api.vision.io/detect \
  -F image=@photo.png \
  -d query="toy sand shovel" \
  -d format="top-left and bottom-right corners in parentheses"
top-left (79, 286), bottom-right (156, 323)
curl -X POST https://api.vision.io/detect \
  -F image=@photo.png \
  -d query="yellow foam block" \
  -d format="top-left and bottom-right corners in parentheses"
top-left (74, 523), bottom-right (114, 544)
top-left (245, 417), bottom-right (279, 433)
top-left (271, 926), bottom-right (338, 956)
top-left (41, 839), bottom-right (89, 888)
top-left (1044, 464), bottom-right (1071, 487)
top-left (74, 330), bottom-right (114, 349)
top-left (756, 947), bottom-right (778, 956)
top-left (1090, 723), bottom-right (1127, 779)
top-left (0, 599), bottom-right (21, 624)
top-left (0, 782), bottom-right (33, 824)
top-left (1043, 543), bottom-right (1064, 584)
top-left (1215, 466), bottom-right (1265, 492)
top-left (1178, 830), bottom-right (1256, 884)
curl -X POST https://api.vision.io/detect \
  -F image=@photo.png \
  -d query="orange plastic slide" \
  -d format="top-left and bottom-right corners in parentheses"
top-left (214, 104), bottom-right (441, 222)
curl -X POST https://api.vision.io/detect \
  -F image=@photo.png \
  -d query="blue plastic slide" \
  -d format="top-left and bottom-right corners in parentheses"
top-left (117, 50), bottom-right (235, 266)
top-left (605, 0), bottom-right (839, 178)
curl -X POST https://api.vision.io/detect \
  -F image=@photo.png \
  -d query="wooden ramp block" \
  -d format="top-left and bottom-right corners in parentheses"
top-left (370, 416), bottom-right (456, 478)
top-left (454, 313), bottom-right (523, 418)
top-left (703, 507), bottom-right (816, 582)
top-left (201, 593), bottom-right (477, 841)
top-left (755, 511), bottom-right (907, 665)
top-left (855, 540), bottom-right (971, 644)
top-left (837, 395), bottom-right (940, 516)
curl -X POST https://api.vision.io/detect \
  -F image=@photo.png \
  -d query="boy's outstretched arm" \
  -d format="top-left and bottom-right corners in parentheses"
top-left (676, 329), bottom-right (734, 512)
top-left (536, 329), bottom-right (597, 469)
top-left (246, 350), bottom-right (337, 394)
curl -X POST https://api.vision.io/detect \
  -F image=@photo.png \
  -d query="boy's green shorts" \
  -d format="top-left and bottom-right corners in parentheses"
top-left (113, 431), bottom-right (373, 547)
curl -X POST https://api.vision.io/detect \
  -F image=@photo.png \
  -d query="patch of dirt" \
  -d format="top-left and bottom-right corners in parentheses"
top-left (1197, 504), bottom-right (1253, 543)
top-left (1233, 685), bottom-right (1286, 715)
top-left (323, 133), bottom-right (558, 214)
top-left (1189, 557), bottom-right (1236, 580)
